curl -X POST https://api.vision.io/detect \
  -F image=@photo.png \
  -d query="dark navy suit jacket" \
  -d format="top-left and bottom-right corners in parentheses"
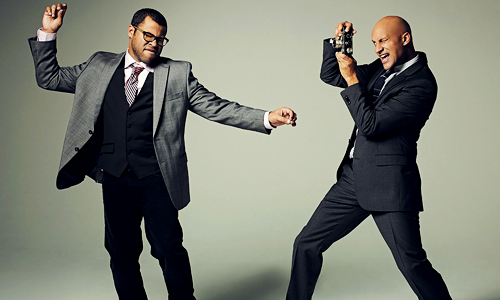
top-left (320, 39), bottom-right (438, 212)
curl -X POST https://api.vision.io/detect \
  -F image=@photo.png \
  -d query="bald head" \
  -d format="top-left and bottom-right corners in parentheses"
top-left (374, 16), bottom-right (412, 43)
top-left (371, 16), bottom-right (416, 70)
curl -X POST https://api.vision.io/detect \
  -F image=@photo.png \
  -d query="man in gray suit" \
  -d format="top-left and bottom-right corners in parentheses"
top-left (29, 3), bottom-right (296, 300)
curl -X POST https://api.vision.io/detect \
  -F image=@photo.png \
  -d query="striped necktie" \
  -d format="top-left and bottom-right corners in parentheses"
top-left (125, 64), bottom-right (145, 106)
top-left (372, 69), bottom-right (394, 101)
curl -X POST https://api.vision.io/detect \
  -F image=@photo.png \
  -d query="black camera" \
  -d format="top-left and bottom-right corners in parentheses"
top-left (330, 26), bottom-right (353, 57)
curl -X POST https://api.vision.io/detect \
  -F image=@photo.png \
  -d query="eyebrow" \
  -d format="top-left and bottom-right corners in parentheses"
top-left (372, 37), bottom-right (389, 44)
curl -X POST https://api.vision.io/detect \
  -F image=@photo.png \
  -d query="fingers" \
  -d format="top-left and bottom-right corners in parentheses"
top-left (276, 115), bottom-right (292, 126)
top-left (335, 52), bottom-right (358, 86)
top-left (280, 107), bottom-right (297, 123)
top-left (335, 21), bottom-right (356, 39)
top-left (270, 107), bottom-right (297, 127)
top-left (336, 51), bottom-right (347, 64)
top-left (42, 3), bottom-right (67, 33)
top-left (44, 6), bottom-right (54, 19)
top-left (336, 52), bottom-right (357, 69)
top-left (58, 3), bottom-right (67, 18)
top-left (45, 3), bottom-right (66, 18)
top-left (281, 107), bottom-right (297, 127)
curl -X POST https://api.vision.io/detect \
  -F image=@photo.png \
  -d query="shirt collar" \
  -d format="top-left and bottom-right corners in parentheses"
top-left (125, 49), bottom-right (155, 73)
top-left (393, 54), bottom-right (419, 75)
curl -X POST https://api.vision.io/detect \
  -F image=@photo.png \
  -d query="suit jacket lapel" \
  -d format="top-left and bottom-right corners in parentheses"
top-left (153, 62), bottom-right (170, 136)
top-left (94, 52), bottom-right (125, 118)
top-left (377, 54), bottom-right (427, 103)
top-left (380, 72), bottom-right (406, 97)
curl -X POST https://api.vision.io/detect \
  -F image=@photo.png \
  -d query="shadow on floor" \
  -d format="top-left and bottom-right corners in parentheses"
top-left (460, 290), bottom-right (500, 300)
top-left (204, 268), bottom-right (288, 300)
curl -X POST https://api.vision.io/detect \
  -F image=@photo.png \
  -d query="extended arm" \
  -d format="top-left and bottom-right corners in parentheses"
top-left (186, 64), bottom-right (296, 132)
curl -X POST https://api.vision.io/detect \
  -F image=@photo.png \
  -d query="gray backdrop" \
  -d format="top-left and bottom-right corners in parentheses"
top-left (1, 0), bottom-right (499, 299)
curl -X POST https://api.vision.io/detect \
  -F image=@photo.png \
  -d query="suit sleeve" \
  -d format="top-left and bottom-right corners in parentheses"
top-left (320, 38), bottom-right (348, 88)
top-left (320, 38), bottom-right (372, 89)
top-left (28, 37), bottom-right (97, 94)
top-left (340, 73), bottom-right (437, 137)
top-left (185, 62), bottom-right (269, 134)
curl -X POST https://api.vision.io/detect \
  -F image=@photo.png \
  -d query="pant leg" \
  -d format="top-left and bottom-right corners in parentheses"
top-left (286, 164), bottom-right (370, 300)
top-left (138, 172), bottom-right (196, 300)
top-left (372, 212), bottom-right (452, 300)
top-left (102, 171), bottom-right (148, 300)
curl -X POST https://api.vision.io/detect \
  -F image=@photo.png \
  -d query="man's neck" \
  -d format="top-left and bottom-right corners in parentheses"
top-left (125, 50), bottom-right (154, 72)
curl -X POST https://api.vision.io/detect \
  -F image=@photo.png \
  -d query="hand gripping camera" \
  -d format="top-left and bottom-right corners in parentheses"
top-left (330, 26), bottom-right (353, 57)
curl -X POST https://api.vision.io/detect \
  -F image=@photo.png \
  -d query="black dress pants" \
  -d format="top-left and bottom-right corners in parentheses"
top-left (286, 163), bottom-right (452, 300)
top-left (102, 169), bottom-right (196, 300)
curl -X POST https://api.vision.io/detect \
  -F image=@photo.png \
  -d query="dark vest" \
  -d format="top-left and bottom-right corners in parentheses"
top-left (97, 61), bottom-right (160, 178)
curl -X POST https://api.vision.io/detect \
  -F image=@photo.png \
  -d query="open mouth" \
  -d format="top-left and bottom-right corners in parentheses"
top-left (380, 53), bottom-right (389, 64)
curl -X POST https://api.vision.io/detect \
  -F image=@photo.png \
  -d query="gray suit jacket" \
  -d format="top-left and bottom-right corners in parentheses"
top-left (29, 38), bottom-right (269, 210)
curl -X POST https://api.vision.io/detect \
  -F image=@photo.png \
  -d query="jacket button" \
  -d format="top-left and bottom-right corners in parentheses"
top-left (127, 150), bottom-right (131, 154)
top-left (88, 130), bottom-right (93, 134)
top-left (75, 147), bottom-right (80, 152)
top-left (344, 95), bottom-right (351, 105)
top-left (127, 124), bottom-right (131, 128)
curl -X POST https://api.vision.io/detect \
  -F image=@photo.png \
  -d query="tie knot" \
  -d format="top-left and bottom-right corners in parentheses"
top-left (133, 66), bottom-right (144, 75)
top-left (381, 69), bottom-right (394, 78)
top-left (128, 63), bottom-right (145, 74)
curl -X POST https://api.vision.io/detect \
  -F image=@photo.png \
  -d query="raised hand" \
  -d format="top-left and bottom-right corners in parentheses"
top-left (334, 21), bottom-right (356, 39)
top-left (269, 107), bottom-right (297, 127)
top-left (336, 51), bottom-right (358, 86)
top-left (42, 3), bottom-right (67, 33)
top-left (334, 20), bottom-right (359, 86)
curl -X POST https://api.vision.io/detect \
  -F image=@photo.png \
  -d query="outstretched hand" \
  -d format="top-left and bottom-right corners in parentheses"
top-left (42, 3), bottom-right (67, 33)
top-left (269, 107), bottom-right (297, 128)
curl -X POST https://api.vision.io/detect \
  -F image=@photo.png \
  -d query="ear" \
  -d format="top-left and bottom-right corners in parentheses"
top-left (402, 32), bottom-right (411, 46)
top-left (127, 25), bottom-right (135, 39)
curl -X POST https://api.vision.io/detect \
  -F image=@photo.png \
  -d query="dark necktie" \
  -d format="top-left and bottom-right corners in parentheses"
top-left (372, 69), bottom-right (394, 101)
top-left (125, 64), bottom-right (145, 106)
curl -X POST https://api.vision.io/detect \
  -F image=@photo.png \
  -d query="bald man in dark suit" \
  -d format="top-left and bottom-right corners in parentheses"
top-left (286, 16), bottom-right (452, 300)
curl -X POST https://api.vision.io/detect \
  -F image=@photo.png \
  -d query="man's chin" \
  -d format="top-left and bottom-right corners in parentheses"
top-left (382, 61), bottom-right (394, 70)
top-left (141, 54), bottom-right (159, 66)
top-left (147, 56), bottom-right (161, 67)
